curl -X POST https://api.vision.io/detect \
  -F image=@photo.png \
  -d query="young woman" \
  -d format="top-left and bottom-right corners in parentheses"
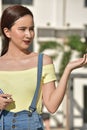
top-left (0, 5), bottom-right (87, 130)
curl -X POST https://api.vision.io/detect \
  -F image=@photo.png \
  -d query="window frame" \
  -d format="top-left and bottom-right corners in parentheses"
top-left (85, 0), bottom-right (87, 7)
top-left (2, 0), bottom-right (33, 5)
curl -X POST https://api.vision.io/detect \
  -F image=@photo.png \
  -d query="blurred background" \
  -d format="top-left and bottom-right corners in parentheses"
top-left (0, 0), bottom-right (87, 130)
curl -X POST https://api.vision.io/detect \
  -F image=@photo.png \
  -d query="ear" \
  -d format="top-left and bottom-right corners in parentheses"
top-left (3, 28), bottom-right (11, 38)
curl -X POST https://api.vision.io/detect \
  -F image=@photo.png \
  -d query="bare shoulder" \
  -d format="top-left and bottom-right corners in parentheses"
top-left (43, 54), bottom-right (53, 65)
top-left (30, 52), bottom-right (53, 64)
top-left (29, 52), bottom-right (53, 66)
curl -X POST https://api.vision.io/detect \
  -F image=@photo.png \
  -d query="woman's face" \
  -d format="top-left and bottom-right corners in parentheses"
top-left (4, 15), bottom-right (35, 51)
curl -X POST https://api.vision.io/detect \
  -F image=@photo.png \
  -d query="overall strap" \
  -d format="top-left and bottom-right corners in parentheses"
top-left (28, 53), bottom-right (43, 116)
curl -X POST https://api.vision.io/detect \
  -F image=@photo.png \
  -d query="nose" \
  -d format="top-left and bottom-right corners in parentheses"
top-left (25, 30), bottom-right (32, 38)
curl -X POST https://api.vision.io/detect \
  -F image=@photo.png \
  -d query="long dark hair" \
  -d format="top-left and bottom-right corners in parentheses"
top-left (0, 5), bottom-right (34, 56)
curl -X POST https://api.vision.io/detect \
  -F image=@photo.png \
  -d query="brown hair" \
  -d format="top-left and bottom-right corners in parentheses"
top-left (0, 5), bottom-right (33, 56)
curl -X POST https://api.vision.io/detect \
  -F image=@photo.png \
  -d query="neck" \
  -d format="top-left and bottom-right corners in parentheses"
top-left (3, 47), bottom-right (30, 60)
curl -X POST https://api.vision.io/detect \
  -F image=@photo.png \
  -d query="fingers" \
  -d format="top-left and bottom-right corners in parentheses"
top-left (6, 97), bottom-right (13, 103)
top-left (78, 54), bottom-right (87, 66)
top-left (0, 94), bottom-right (12, 99)
top-left (82, 54), bottom-right (87, 64)
top-left (0, 94), bottom-right (13, 103)
top-left (66, 53), bottom-right (87, 71)
top-left (0, 97), bottom-right (13, 110)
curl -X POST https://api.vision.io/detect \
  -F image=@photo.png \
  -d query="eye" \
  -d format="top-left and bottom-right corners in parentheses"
top-left (18, 27), bottom-right (26, 31)
top-left (29, 27), bottom-right (34, 31)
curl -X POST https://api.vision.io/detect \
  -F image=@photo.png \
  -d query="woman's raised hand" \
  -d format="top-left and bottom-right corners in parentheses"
top-left (66, 54), bottom-right (87, 72)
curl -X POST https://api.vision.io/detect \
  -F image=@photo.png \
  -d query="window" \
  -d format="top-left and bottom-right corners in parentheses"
top-left (2, 0), bottom-right (33, 5)
top-left (85, 0), bottom-right (87, 7)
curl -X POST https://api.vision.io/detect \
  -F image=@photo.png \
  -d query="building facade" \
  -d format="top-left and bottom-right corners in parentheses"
top-left (0, 0), bottom-right (87, 129)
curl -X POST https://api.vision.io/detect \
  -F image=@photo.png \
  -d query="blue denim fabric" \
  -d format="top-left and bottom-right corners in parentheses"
top-left (0, 110), bottom-right (44, 130)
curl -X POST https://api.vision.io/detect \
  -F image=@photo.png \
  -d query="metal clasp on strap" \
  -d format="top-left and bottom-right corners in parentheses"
top-left (28, 107), bottom-right (36, 117)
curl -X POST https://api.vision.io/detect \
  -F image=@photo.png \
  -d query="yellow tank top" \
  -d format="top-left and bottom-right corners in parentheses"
top-left (0, 64), bottom-right (56, 113)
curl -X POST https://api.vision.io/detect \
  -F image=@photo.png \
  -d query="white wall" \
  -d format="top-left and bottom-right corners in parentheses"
top-left (66, 0), bottom-right (87, 28)
top-left (1, 0), bottom-right (87, 28)
top-left (33, 0), bottom-right (87, 28)
top-left (33, 0), bottom-right (57, 27)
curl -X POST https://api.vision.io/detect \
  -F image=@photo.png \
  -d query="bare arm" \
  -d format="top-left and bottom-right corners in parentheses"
top-left (42, 54), bottom-right (87, 113)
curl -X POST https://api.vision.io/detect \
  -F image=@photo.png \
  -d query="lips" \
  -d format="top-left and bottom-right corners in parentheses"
top-left (23, 40), bottom-right (30, 45)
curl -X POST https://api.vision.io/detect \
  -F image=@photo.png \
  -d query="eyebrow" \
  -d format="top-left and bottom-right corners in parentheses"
top-left (18, 25), bottom-right (34, 28)
top-left (29, 26), bottom-right (34, 28)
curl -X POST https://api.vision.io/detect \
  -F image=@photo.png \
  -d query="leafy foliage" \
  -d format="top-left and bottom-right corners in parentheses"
top-left (68, 35), bottom-right (87, 55)
top-left (38, 35), bottom-right (87, 78)
top-left (59, 51), bottom-right (71, 77)
top-left (38, 41), bottom-right (63, 52)
top-left (59, 35), bottom-right (87, 77)
top-left (38, 41), bottom-right (63, 59)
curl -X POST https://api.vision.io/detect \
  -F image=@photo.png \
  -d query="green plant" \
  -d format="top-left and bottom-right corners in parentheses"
top-left (38, 41), bottom-right (63, 59)
top-left (68, 35), bottom-right (87, 56)
top-left (38, 41), bottom-right (63, 52)
top-left (38, 35), bottom-right (87, 78)
top-left (59, 51), bottom-right (71, 77)
top-left (59, 35), bottom-right (87, 78)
